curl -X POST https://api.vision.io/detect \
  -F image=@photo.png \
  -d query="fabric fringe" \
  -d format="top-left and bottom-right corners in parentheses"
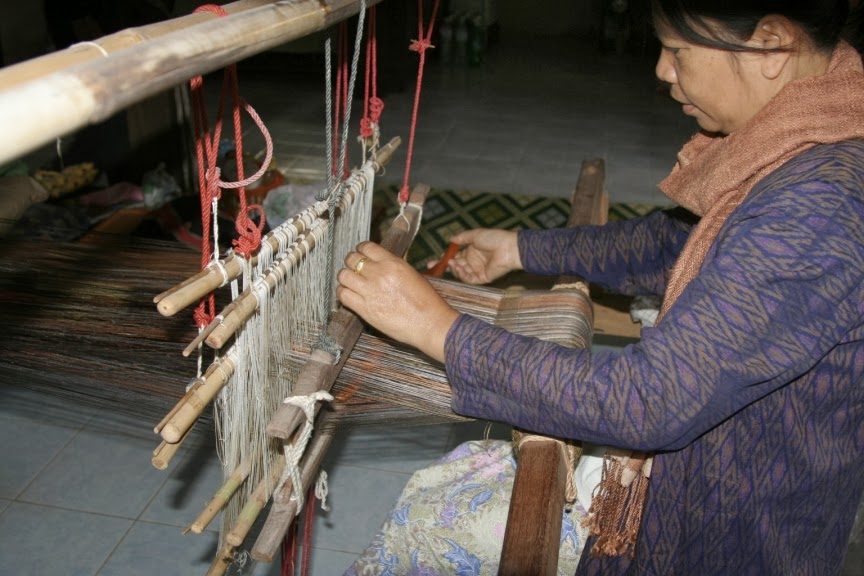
top-left (582, 451), bottom-right (651, 558)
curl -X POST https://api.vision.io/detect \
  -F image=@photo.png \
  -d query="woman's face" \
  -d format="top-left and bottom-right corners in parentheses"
top-left (655, 27), bottom-right (766, 135)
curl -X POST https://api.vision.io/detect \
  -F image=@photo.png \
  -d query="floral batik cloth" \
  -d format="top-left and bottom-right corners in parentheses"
top-left (344, 440), bottom-right (588, 576)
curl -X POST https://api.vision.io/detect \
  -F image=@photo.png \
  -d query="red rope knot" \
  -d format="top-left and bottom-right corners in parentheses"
top-left (190, 76), bottom-right (204, 91)
top-left (206, 167), bottom-right (223, 201)
top-left (193, 304), bottom-right (214, 331)
top-left (369, 97), bottom-right (384, 123)
top-left (359, 118), bottom-right (374, 139)
top-left (193, 4), bottom-right (228, 17)
top-left (409, 38), bottom-right (435, 54)
top-left (398, 184), bottom-right (411, 204)
top-left (232, 204), bottom-right (266, 257)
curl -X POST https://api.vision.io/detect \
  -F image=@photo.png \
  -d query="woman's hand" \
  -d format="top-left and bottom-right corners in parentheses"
top-left (445, 229), bottom-right (522, 285)
top-left (336, 242), bottom-right (460, 363)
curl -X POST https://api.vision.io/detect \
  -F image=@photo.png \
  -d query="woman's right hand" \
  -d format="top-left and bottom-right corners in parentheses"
top-left (445, 229), bottom-right (522, 285)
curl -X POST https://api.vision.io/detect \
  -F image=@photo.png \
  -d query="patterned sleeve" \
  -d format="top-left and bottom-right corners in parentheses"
top-left (517, 208), bottom-right (695, 297)
top-left (446, 149), bottom-right (864, 451)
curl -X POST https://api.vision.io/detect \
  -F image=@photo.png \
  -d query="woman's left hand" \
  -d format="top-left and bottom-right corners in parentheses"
top-left (336, 241), bottom-right (460, 363)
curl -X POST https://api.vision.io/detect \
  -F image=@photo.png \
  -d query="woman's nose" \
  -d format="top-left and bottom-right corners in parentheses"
top-left (655, 49), bottom-right (677, 85)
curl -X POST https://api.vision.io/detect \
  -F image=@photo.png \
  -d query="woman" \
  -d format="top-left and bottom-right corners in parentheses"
top-left (337, 1), bottom-right (864, 574)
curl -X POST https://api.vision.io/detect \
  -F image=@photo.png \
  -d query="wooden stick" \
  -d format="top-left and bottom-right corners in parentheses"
top-left (187, 460), bottom-right (252, 535)
top-left (0, 0), bottom-right (384, 166)
top-left (251, 424), bottom-right (336, 562)
top-left (265, 184), bottom-right (428, 440)
top-left (151, 437), bottom-right (185, 470)
top-left (205, 545), bottom-right (235, 576)
top-left (153, 379), bottom-right (202, 433)
top-left (160, 351), bottom-right (237, 444)
top-left (225, 453), bottom-right (286, 547)
top-left (155, 255), bottom-right (244, 317)
top-left (424, 241), bottom-right (460, 278)
top-left (154, 206), bottom-right (324, 317)
top-left (181, 301), bottom-right (239, 357)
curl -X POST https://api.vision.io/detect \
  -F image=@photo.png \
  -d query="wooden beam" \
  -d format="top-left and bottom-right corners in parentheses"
top-left (0, 0), bottom-right (384, 166)
top-left (498, 158), bottom-right (608, 575)
top-left (498, 440), bottom-right (569, 576)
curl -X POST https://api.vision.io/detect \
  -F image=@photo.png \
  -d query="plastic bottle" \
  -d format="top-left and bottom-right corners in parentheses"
top-left (467, 13), bottom-right (484, 66)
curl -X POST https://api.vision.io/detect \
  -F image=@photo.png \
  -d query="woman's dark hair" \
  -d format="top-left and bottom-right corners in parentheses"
top-left (650, 0), bottom-right (863, 53)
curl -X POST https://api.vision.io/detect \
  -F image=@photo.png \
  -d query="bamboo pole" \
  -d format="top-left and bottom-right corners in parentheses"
top-left (0, 0), bottom-right (384, 166)
top-left (205, 545), bottom-right (234, 576)
top-left (0, 1), bottom-right (276, 91)
top-left (159, 349), bottom-right (238, 444)
top-left (225, 452), bottom-right (287, 547)
top-left (153, 136), bottom-right (401, 318)
top-left (151, 424), bottom-right (194, 470)
top-left (265, 184), bottom-right (428, 440)
top-left (186, 461), bottom-right (253, 535)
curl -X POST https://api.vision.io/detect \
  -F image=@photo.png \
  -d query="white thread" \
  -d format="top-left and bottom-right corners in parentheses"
top-left (209, 259), bottom-right (230, 288)
top-left (56, 138), bottom-right (65, 171)
top-left (251, 278), bottom-right (269, 306)
top-left (275, 391), bottom-right (334, 509)
top-left (396, 203), bottom-right (410, 226)
top-left (195, 344), bottom-right (204, 379)
top-left (315, 469), bottom-right (331, 511)
top-left (211, 197), bottom-right (220, 262)
top-left (186, 375), bottom-right (202, 393)
top-left (234, 550), bottom-right (250, 569)
top-left (73, 41), bottom-right (109, 58)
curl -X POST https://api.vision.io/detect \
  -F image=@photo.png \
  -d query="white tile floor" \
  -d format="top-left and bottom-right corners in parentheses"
top-left (2, 27), bottom-right (861, 576)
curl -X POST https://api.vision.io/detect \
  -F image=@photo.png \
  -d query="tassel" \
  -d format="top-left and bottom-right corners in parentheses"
top-left (582, 451), bottom-right (651, 558)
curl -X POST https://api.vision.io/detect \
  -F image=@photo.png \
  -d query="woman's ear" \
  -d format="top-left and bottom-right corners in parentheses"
top-left (749, 15), bottom-right (796, 79)
top-left (747, 14), bottom-right (799, 80)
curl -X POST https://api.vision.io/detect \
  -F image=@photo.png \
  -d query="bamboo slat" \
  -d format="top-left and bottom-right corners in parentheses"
top-left (0, 0), bottom-right (384, 166)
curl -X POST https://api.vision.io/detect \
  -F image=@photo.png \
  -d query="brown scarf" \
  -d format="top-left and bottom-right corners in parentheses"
top-left (583, 42), bottom-right (864, 558)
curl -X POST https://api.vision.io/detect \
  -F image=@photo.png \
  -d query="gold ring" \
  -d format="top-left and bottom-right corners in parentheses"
top-left (353, 257), bottom-right (367, 275)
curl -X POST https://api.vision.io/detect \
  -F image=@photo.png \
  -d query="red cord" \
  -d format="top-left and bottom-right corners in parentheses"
top-left (332, 23), bottom-right (352, 180)
top-left (360, 6), bottom-right (383, 140)
top-left (300, 486), bottom-right (317, 576)
top-left (399, 0), bottom-right (442, 204)
top-left (188, 4), bottom-right (271, 326)
top-left (281, 519), bottom-right (299, 576)
top-left (189, 5), bottom-right (228, 328)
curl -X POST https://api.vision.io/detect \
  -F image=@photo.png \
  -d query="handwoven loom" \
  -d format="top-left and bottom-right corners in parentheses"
top-left (0, 2), bottom-right (610, 574)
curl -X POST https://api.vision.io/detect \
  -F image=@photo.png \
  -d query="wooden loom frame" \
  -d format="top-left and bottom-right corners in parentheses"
top-left (1, 2), bottom-right (635, 573)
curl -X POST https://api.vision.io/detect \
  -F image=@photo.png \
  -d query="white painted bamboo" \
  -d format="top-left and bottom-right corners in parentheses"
top-left (0, 0), bottom-right (383, 166)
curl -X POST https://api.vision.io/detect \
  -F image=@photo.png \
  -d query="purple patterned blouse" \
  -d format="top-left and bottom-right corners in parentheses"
top-left (444, 141), bottom-right (864, 575)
